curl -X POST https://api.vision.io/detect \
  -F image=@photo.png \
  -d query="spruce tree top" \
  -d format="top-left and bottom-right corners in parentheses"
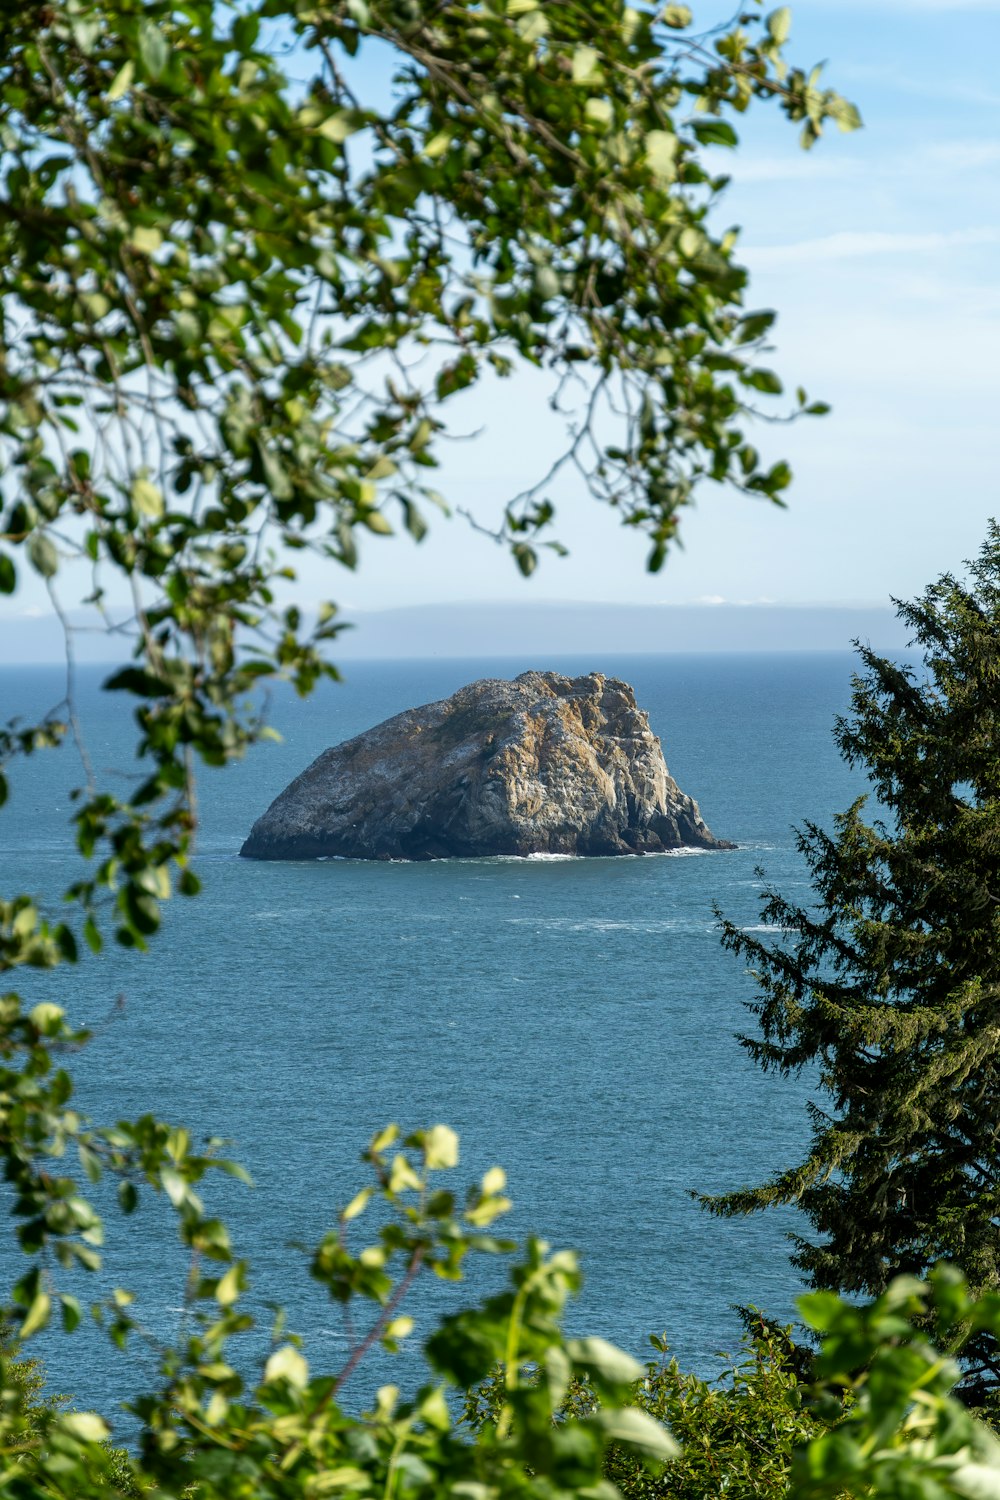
top-left (705, 522), bottom-right (1000, 1402)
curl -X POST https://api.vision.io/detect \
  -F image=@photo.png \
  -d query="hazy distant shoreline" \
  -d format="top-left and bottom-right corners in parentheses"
top-left (0, 600), bottom-right (911, 664)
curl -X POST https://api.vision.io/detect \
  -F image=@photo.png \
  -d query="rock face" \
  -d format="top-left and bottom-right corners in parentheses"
top-left (240, 671), bottom-right (732, 861)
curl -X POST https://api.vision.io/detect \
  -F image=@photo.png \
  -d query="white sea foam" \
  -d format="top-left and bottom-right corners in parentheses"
top-left (506, 916), bottom-right (706, 935)
top-left (453, 844), bottom-right (716, 863)
top-left (487, 853), bottom-right (584, 863)
top-left (739, 924), bottom-right (799, 933)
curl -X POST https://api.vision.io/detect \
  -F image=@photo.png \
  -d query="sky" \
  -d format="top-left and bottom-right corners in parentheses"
top-left (4, 1), bottom-right (1000, 641)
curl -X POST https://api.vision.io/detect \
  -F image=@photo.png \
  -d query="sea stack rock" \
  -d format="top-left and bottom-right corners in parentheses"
top-left (240, 671), bottom-right (732, 861)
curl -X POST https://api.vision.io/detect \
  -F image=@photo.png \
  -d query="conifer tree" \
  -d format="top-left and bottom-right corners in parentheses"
top-left (705, 522), bottom-right (1000, 1404)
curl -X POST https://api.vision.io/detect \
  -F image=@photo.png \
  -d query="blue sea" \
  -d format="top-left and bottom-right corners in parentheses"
top-left (1, 652), bottom-right (869, 1430)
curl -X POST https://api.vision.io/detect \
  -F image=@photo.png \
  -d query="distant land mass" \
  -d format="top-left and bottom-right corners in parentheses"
top-left (333, 602), bottom-right (912, 658)
top-left (0, 601), bottom-right (911, 664)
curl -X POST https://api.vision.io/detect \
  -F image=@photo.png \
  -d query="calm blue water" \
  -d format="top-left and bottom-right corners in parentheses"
top-left (0, 653), bottom-right (866, 1429)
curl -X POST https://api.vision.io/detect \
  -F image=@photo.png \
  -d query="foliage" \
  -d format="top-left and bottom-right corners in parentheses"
top-left (628, 1317), bottom-right (825, 1499)
top-left (0, 1124), bottom-right (680, 1500)
top-left (792, 1267), bottom-right (1000, 1499)
top-left (704, 522), bottom-right (1000, 1408)
top-left (465, 1312), bottom-right (831, 1500)
top-left (0, 1317), bottom-right (68, 1449)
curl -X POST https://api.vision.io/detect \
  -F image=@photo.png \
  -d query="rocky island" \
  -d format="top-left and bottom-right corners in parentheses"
top-left (240, 671), bottom-right (733, 861)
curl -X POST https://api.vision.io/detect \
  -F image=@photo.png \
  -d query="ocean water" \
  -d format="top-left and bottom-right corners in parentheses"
top-left (0, 652), bottom-right (868, 1428)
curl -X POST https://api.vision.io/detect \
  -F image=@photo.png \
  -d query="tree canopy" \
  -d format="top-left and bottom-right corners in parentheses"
top-left (705, 523), bottom-right (1000, 1411)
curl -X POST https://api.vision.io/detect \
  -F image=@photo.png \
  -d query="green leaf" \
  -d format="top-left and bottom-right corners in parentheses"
top-left (424, 1124), bottom-right (459, 1169)
top-left (59, 1293), bottom-right (82, 1332)
top-left (691, 120), bottom-right (738, 148)
top-left (370, 1124), bottom-right (400, 1154)
top-left (737, 310), bottom-right (777, 344)
top-left (437, 353), bottom-right (478, 400)
top-left (568, 1337), bottom-right (644, 1385)
top-left (255, 441), bottom-right (293, 501)
top-left (744, 367), bottom-right (783, 394)
top-left (389, 1154), bottom-right (422, 1193)
top-left (131, 477), bottom-right (164, 518)
top-left (419, 1385), bottom-right (449, 1429)
top-left (481, 1166), bottom-right (506, 1195)
top-left (20, 1291), bottom-right (51, 1339)
top-left (61, 1412), bottom-right (110, 1444)
top-left (571, 45), bottom-right (601, 84)
top-left (517, 10), bottom-right (549, 42)
top-left (533, 264), bottom-right (560, 301)
top-left (71, 16), bottom-right (100, 53)
top-left (645, 129), bottom-right (678, 182)
top-left (678, 226), bottom-right (701, 258)
top-left (215, 1263), bottom-right (243, 1306)
top-left (174, 310), bottom-right (200, 348)
top-left (27, 532), bottom-right (59, 578)
top-left (423, 130), bottom-right (452, 160)
top-left (207, 303), bottom-right (248, 343)
top-left (950, 1462), bottom-right (1000, 1498)
top-left (128, 225), bottom-right (162, 256)
top-left (80, 291), bottom-right (110, 321)
top-left (160, 1168), bottom-right (187, 1208)
top-left (660, 4), bottom-right (692, 27)
top-left (264, 1345), bottom-right (309, 1388)
top-left (831, 98), bottom-right (863, 133)
top-left (341, 1187), bottom-right (372, 1221)
top-left (232, 12), bottom-right (260, 50)
top-left (318, 111), bottom-right (363, 144)
top-left (106, 60), bottom-right (134, 101)
top-left (138, 21), bottom-right (169, 80)
top-left (585, 97), bottom-right (613, 127)
top-left (592, 1405), bottom-right (680, 1461)
top-left (102, 667), bottom-right (171, 696)
top-left (513, 543), bottom-right (537, 578)
top-left (766, 7), bottom-right (792, 45)
top-left (399, 497), bottom-right (427, 542)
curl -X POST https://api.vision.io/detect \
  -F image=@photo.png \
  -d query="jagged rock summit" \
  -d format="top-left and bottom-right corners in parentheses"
top-left (240, 671), bottom-right (732, 861)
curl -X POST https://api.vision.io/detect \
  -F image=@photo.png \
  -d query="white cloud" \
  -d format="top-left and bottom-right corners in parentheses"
top-left (745, 225), bottom-right (1000, 268)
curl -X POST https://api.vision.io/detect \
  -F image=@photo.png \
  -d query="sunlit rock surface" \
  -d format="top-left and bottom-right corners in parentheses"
top-left (240, 671), bottom-right (733, 860)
